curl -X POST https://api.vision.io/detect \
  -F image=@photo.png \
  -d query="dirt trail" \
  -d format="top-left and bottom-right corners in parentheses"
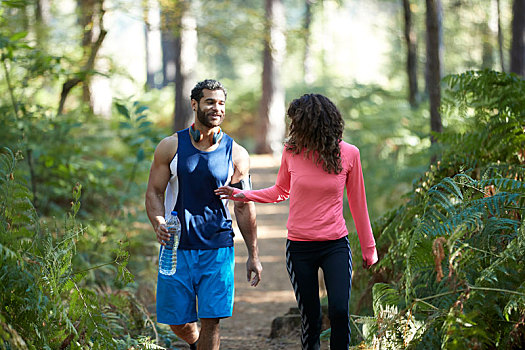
top-left (219, 155), bottom-right (300, 350)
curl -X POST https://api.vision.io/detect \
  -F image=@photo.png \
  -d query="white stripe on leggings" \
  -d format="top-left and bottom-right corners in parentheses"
top-left (346, 237), bottom-right (353, 346)
top-left (286, 240), bottom-right (310, 350)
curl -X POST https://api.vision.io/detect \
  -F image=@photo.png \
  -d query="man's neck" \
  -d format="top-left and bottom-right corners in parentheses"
top-left (189, 126), bottom-right (222, 151)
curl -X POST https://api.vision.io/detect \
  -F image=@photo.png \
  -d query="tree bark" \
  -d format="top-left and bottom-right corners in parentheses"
top-left (173, 0), bottom-right (196, 132)
top-left (403, 0), bottom-right (418, 107)
top-left (482, 10), bottom-right (494, 70)
top-left (144, 0), bottom-right (154, 89)
top-left (58, 10), bottom-right (107, 116)
top-left (303, 0), bottom-right (315, 85)
top-left (496, 0), bottom-right (506, 72)
top-left (77, 0), bottom-right (96, 106)
top-left (426, 0), bottom-right (443, 144)
top-left (143, 0), bottom-right (162, 90)
top-left (160, 1), bottom-right (177, 86)
top-left (36, 0), bottom-right (51, 24)
top-left (257, 0), bottom-right (286, 155)
top-left (161, 32), bottom-right (177, 86)
top-left (35, 0), bottom-right (51, 46)
top-left (510, 0), bottom-right (525, 77)
top-left (58, 0), bottom-right (106, 114)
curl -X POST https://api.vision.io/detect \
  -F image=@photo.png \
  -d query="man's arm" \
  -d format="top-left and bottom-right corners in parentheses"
top-left (231, 141), bottom-right (263, 287)
top-left (145, 135), bottom-right (177, 245)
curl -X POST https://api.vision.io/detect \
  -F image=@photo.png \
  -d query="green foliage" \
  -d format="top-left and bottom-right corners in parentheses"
top-left (0, 21), bottom-right (169, 348)
top-left (0, 147), bottom-right (166, 349)
top-left (0, 25), bottom-right (160, 216)
top-left (356, 70), bottom-right (525, 349)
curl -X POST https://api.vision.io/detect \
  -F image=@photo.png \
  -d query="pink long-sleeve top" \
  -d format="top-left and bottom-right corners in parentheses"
top-left (236, 141), bottom-right (378, 264)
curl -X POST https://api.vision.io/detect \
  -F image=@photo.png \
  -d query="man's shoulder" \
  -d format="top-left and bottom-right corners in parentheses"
top-left (231, 140), bottom-right (249, 157)
top-left (159, 133), bottom-right (179, 149)
top-left (231, 140), bottom-right (250, 172)
top-left (155, 133), bottom-right (179, 162)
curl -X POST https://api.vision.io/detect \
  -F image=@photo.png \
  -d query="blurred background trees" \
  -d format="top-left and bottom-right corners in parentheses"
top-left (257, 0), bottom-right (286, 154)
top-left (1, 0), bottom-right (524, 348)
top-left (510, 0), bottom-right (524, 76)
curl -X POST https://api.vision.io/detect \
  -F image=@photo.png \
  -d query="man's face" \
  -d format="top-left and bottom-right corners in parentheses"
top-left (194, 89), bottom-right (226, 128)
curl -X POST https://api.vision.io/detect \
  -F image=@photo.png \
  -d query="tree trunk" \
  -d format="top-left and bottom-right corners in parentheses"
top-left (257, 0), bottom-right (286, 155)
top-left (143, 0), bottom-right (162, 89)
top-left (482, 6), bottom-right (495, 70)
top-left (35, 0), bottom-right (51, 46)
top-left (59, 0), bottom-right (106, 115)
top-left (403, 0), bottom-right (418, 107)
top-left (496, 0), bottom-right (506, 72)
top-left (426, 0), bottom-right (442, 144)
top-left (303, 0), bottom-right (315, 85)
top-left (160, 2), bottom-right (176, 86)
top-left (173, 0), bottom-right (196, 132)
top-left (36, 0), bottom-right (51, 25)
top-left (144, 24), bottom-right (155, 89)
top-left (510, 0), bottom-right (525, 77)
top-left (144, 0), bottom-right (155, 89)
top-left (161, 32), bottom-right (177, 86)
top-left (77, 0), bottom-right (95, 106)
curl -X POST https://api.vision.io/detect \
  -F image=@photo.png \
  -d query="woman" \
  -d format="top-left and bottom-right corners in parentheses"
top-left (215, 94), bottom-right (378, 350)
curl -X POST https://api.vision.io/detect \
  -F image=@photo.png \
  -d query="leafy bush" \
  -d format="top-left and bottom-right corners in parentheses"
top-left (0, 147), bottom-right (172, 349)
top-left (1, 22), bottom-right (169, 348)
top-left (354, 70), bottom-right (525, 349)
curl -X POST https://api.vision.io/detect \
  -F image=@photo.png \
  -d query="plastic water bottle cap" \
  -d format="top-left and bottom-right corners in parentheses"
top-left (171, 211), bottom-right (177, 216)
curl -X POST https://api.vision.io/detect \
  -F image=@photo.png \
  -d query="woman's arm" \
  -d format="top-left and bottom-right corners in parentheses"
top-left (346, 147), bottom-right (378, 268)
top-left (216, 151), bottom-right (291, 203)
top-left (215, 184), bottom-right (289, 203)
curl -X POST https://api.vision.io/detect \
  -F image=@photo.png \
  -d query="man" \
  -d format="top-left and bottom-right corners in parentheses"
top-left (145, 79), bottom-right (262, 350)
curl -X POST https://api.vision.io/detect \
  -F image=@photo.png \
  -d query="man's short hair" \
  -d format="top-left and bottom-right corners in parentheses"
top-left (191, 79), bottom-right (228, 102)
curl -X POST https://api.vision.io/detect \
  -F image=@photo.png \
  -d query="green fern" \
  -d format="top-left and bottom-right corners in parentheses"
top-left (364, 70), bottom-right (525, 349)
top-left (0, 148), bottom-right (161, 348)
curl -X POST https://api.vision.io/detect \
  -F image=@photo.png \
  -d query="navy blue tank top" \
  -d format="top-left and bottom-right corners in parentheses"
top-left (164, 128), bottom-right (235, 250)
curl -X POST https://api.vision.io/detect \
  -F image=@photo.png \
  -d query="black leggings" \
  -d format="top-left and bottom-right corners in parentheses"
top-left (286, 237), bottom-right (353, 350)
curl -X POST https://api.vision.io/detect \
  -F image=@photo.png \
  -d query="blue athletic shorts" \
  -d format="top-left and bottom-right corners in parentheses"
top-left (156, 246), bottom-right (235, 325)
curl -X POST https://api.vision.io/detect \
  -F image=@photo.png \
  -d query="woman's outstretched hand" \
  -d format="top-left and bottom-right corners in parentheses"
top-left (215, 185), bottom-right (246, 200)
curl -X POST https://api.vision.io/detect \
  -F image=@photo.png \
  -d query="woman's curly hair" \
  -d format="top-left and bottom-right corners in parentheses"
top-left (285, 94), bottom-right (344, 174)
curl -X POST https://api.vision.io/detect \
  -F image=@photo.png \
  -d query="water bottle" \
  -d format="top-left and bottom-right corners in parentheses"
top-left (159, 210), bottom-right (181, 275)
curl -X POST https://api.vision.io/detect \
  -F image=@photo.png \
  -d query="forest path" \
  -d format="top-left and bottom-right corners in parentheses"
top-left (220, 154), bottom-right (299, 349)
top-left (171, 155), bottom-right (329, 349)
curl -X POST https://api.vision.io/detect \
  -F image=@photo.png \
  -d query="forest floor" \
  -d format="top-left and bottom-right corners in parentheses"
top-left (169, 154), bottom-right (330, 350)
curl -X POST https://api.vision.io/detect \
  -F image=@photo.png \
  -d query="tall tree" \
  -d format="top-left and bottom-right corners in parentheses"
top-left (159, 0), bottom-right (176, 86)
top-left (426, 0), bottom-right (443, 145)
top-left (481, 4), bottom-right (495, 70)
top-left (173, 0), bottom-right (196, 132)
top-left (510, 0), bottom-right (525, 77)
top-left (77, 0), bottom-right (100, 106)
top-left (257, 0), bottom-right (286, 154)
top-left (143, 0), bottom-right (162, 90)
top-left (303, 0), bottom-right (315, 85)
top-left (58, 0), bottom-right (106, 115)
top-left (496, 0), bottom-right (506, 72)
top-left (402, 0), bottom-right (418, 107)
top-left (35, 0), bottom-right (51, 45)
top-left (35, 0), bottom-right (51, 24)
